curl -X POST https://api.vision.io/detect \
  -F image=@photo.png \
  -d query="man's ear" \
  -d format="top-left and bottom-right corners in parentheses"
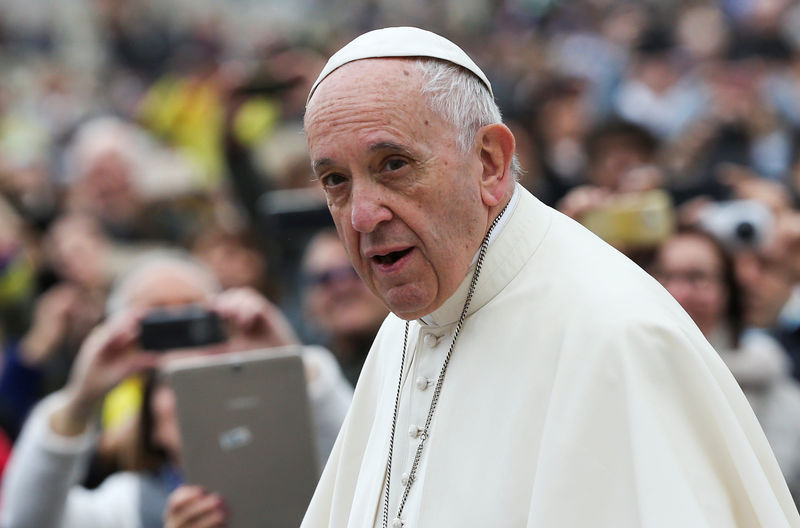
top-left (476, 124), bottom-right (516, 207)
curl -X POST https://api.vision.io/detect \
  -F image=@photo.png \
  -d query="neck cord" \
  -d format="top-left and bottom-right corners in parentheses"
top-left (381, 202), bottom-right (510, 528)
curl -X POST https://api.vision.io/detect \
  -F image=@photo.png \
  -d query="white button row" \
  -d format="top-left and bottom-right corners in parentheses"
top-left (422, 333), bottom-right (442, 347)
top-left (408, 425), bottom-right (422, 438)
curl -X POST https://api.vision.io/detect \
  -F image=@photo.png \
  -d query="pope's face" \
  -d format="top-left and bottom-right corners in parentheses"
top-left (305, 59), bottom-right (489, 320)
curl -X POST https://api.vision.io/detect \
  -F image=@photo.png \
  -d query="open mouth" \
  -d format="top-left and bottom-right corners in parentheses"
top-left (372, 247), bottom-right (413, 266)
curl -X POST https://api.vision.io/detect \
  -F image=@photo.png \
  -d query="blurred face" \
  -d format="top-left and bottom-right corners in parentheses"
top-left (305, 59), bottom-right (489, 320)
top-left (48, 215), bottom-right (110, 288)
top-left (195, 236), bottom-right (266, 290)
top-left (79, 150), bottom-right (141, 224)
top-left (538, 94), bottom-right (586, 143)
top-left (129, 264), bottom-right (218, 460)
top-left (590, 139), bottom-right (650, 189)
top-left (653, 234), bottom-right (727, 335)
top-left (735, 248), bottom-right (793, 328)
top-left (303, 233), bottom-right (388, 337)
top-left (127, 265), bottom-right (213, 311)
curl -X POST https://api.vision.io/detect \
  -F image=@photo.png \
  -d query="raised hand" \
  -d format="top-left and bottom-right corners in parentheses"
top-left (213, 287), bottom-right (299, 352)
top-left (164, 485), bottom-right (228, 528)
top-left (52, 311), bottom-right (159, 436)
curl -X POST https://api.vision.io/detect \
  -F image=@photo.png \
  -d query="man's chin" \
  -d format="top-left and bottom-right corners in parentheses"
top-left (381, 285), bottom-right (437, 321)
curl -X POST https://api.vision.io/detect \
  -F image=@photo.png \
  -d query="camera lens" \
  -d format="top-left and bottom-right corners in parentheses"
top-left (735, 221), bottom-right (756, 243)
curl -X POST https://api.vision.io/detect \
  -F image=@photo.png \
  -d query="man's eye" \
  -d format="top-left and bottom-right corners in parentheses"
top-left (384, 158), bottom-right (407, 172)
top-left (321, 173), bottom-right (348, 188)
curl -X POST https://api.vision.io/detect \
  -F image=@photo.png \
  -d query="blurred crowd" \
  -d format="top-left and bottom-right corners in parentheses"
top-left (2, 0), bottom-right (800, 522)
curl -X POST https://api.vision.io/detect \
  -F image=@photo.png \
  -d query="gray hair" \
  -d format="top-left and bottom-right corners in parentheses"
top-left (106, 249), bottom-right (221, 316)
top-left (415, 58), bottom-right (521, 179)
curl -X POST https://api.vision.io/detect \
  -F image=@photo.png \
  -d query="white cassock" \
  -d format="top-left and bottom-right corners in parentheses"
top-left (301, 184), bottom-right (800, 528)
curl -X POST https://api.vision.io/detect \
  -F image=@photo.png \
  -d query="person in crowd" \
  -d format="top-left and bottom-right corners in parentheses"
top-left (0, 214), bottom-right (111, 439)
top-left (521, 76), bottom-right (591, 207)
top-left (64, 117), bottom-right (149, 241)
top-left (554, 119), bottom-right (670, 262)
top-left (64, 116), bottom-right (203, 244)
top-left (0, 282), bottom-right (87, 439)
top-left (290, 27), bottom-right (795, 527)
top-left (697, 172), bottom-right (800, 381)
top-left (0, 250), bottom-right (352, 528)
top-left (301, 229), bottom-right (389, 386)
top-left (557, 119), bottom-right (662, 222)
top-left (613, 25), bottom-right (707, 140)
top-left (650, 227), bottom-right (800, 501)
top-left (733, 215), bottom-right (800, 382)
top-left (192, 225), bottom-right (271, 295)
top-left (0, 193), bottom-right (37, 337)
top-left (5, 3), bottom-right (800, 527)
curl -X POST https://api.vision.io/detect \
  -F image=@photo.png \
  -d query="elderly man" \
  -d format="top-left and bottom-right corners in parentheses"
top-left (300, 27), bottom-right (799, 527)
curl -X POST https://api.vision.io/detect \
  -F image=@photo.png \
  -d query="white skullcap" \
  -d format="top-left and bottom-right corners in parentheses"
top-left (307, 26), bottom-right (493, 104)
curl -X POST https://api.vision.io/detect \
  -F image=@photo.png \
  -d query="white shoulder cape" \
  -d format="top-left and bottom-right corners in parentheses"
top-left (302, 185), bottom-right (800, 528)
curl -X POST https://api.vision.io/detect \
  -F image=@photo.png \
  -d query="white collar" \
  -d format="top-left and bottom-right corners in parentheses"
top-left (420, 185), bottom-right (523, 326)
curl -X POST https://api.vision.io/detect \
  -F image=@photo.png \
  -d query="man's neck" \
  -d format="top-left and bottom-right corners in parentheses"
top-left (420, 185), bottom-right (521, 326)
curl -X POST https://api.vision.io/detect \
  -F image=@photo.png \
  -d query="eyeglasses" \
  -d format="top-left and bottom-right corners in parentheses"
top-left (652, 269), bottom-right (723, 289)
top-left (303, 265), bottom-right (360, 288)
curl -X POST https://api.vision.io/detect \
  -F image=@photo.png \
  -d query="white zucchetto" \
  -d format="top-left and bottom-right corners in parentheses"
top-left (307, 26), bottom-right (493, 104)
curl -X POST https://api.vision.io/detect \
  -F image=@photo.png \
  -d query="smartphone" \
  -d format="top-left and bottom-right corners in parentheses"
top-left (580, 189), bottom-right (675, 248)
top-left (140, 306), bottom-right (227, 351)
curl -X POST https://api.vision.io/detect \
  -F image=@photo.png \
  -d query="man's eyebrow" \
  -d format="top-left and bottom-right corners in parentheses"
top-left (312, 142), bottom-right (414, 173)
top-left (313, 158), bottom-right (334, 174)
top-left (369, 142), bottom-right (413, 155)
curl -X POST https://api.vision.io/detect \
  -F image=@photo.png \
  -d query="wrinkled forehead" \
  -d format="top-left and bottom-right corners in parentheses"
top-left (303, 59), bottom-right (439, 152)
top-left (305, 58), bottom-right (423, 114)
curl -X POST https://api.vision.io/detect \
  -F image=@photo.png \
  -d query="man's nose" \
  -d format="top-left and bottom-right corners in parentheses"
top-left (350, 181), bottom-right (392, 233)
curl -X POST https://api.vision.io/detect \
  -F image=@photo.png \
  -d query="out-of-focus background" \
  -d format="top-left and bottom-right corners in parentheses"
top-left (4, 0), bottom-right (800, 512)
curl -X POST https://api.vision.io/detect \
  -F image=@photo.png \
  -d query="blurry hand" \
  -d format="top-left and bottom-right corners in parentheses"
top-left (772, 212), bottom-right (800, 282)
top-left (52, 311), bottom-right (159, 436)
top-left (676, 195), bottom-right (713, 227)
top-left (213, 287), bottom-right (299, 352)
top-left (556, 185), bottom-right (612, 221)
top-left (164, 485), bottom-right (227, 528)
top-left (717, 163), bottom-right (792, 215)
top-left (617, 164), bottom-right (664, 193)
top-left (20, 283), bottom-right (81, 366)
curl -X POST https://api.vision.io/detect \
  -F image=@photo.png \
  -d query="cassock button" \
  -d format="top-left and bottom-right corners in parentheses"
top-left (423, 333), bottom-right (437, 347)
top-left (415, 376), bottom-right (429, 390)
top-left (392, 518), bottom-right (403, 528)
top-left (401, 472), bottom-right (410, 486)
top-left (408, 425), bottom-right (421, 438)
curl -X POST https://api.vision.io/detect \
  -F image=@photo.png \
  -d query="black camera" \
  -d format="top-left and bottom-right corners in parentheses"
top-left (140, 306), bottom-right (227, 351)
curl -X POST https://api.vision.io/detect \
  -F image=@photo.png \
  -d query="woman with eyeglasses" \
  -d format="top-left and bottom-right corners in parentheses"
top-left (650, 227), bottom-right (800, 503)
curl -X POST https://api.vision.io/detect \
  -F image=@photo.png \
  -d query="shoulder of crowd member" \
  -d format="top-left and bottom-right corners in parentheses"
top-left (301, 345), bottom-right (355, 400)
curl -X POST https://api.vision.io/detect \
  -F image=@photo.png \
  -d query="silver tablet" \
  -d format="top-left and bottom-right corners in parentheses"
top-left (162, 347), bottom-right (319, 528)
